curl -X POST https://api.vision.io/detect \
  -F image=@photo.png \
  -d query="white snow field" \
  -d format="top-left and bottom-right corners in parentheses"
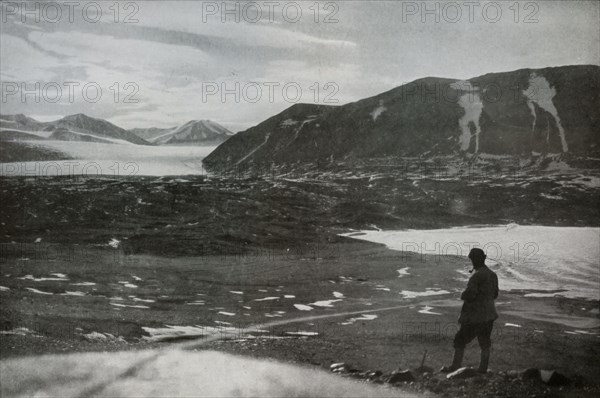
top-left (0, 349), bottom-right (419, 398)
top-left (341, 225), bottom-right (600, 300)
top-left (1, 140), bottom-right (216, 176)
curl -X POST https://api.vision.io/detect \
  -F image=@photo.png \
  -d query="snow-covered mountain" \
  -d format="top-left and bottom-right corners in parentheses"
top-left (0, 114), bottom-right (47, 132)
top-left (128, 127), bottom-right (176, 141)
top-left (131, 120), bottom-right (233, 146)
top-left (0, 113), bottom-right (150, 145)
top-left (48, 114), bottom-right (150, 145)
top-left (0, 114), bottom-right (232, 164)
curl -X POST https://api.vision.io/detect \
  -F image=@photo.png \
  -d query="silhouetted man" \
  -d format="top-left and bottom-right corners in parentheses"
top-left (442, 248), bottom-right (499, 374)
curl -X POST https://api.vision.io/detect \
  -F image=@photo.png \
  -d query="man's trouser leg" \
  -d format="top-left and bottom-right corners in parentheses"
top-left (450, 347), bottom-right (465, 370)
top-left (477, 321), bottom-right (494, 373)
top-left (441, 347), bottom-right (464, 372)
top-left (441, 323), bottom-right (474, 372)
top-left (478, 348), bottom-right (490, 373)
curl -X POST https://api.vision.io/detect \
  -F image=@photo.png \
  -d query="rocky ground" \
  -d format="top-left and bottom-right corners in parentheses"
top-left (1, 160), bottom-right (599, 397)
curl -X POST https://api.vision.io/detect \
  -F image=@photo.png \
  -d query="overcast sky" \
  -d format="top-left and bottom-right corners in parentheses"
top-left (1, 1), bottom-right (598, 131)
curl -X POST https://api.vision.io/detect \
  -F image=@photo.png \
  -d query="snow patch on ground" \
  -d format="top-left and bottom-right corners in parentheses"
top-left (25, 287), bottom-right (53, 295)
top-left (540, 193), bottom-right (564, 200)
top-left (0, 327), bottom-right (42, 337)
top-left (118, 281), bottom-right (138, 288)
top-left (285, 331), bottom-right (319, 336)
top-left (19, 274), bottom-right (68, 282)
top-left (264, 312), bottom-right (283, 318)
top-left (108, 238), bottom-right (121, 248)
top-left (399, 289), bottom-right (451, 299)
top-left (310, 299), bottom-right (342, 308)
top-left (253, 296), bottom-right (279, 302)
top-left (340, 314), bottom-right (378, 325)
top-left (131, 297), bottom-right (155, 303)
top-left (141, 325), bottom-right (270, 342)
top-left (524, 292), bottom-right (564, 298)
top-left (418, 305), bottom-right (442, 315)
top-left (110, 303), bottom-right (149, 309)
top-left (143, 325), bottom-right (235, 341)
top-left (505, 323), bottom-right (522, 328)
top-left (218, 311), bottom-right (235, 316)
top-left (83, 332), bottom-right (124, 341)
top-left (61, 291), bottom-right (86, 296)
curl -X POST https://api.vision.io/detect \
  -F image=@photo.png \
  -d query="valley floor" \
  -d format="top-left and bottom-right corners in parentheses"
top-left (0, 170), bottom-right (599, 397)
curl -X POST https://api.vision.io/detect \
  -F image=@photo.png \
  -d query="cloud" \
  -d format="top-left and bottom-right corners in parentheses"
top-left (27, 31), bottom-right (215, 78)
top-left (134, 1), bottom-right (357, 50)
top-left (2, 1), bottom-right (598, 130)
top-left (0, 34), bottom-right (63, 81)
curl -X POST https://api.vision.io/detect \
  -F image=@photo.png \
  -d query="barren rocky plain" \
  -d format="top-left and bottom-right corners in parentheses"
top-left (1, 156), bottom-right (599, 397)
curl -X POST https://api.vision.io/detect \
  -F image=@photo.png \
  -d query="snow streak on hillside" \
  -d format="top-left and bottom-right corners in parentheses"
top-left (523, 74), bottom-right (568, 152)
top-left (451, 81), bottom-right (483, 152)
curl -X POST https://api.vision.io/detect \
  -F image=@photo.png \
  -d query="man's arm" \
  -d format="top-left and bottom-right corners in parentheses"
top-left (493, 273), bottom-right (499, 299)
top-left (460, 273), bottom-right (479, 302)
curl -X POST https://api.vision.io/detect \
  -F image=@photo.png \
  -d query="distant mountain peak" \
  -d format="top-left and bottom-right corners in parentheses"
top-left (60, 113), bottom-right (110, 125)
top-left (3, 113), bottom-right (235, 147)
top-left (0, 113), bottom-right (151, 145)
top-left (61, 113), bottom-right (95, 122)
top-left (132, 119), bottom-right (234, 145)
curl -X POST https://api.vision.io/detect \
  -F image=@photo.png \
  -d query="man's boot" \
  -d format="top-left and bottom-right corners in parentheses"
top-left (478, 348), bottom-right (490, 374)
top-left (440, 348), bottom-right (464, 373)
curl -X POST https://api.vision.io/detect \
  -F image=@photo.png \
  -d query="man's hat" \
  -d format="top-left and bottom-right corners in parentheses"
top-left (468, 248), bottom-right (486, 261)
